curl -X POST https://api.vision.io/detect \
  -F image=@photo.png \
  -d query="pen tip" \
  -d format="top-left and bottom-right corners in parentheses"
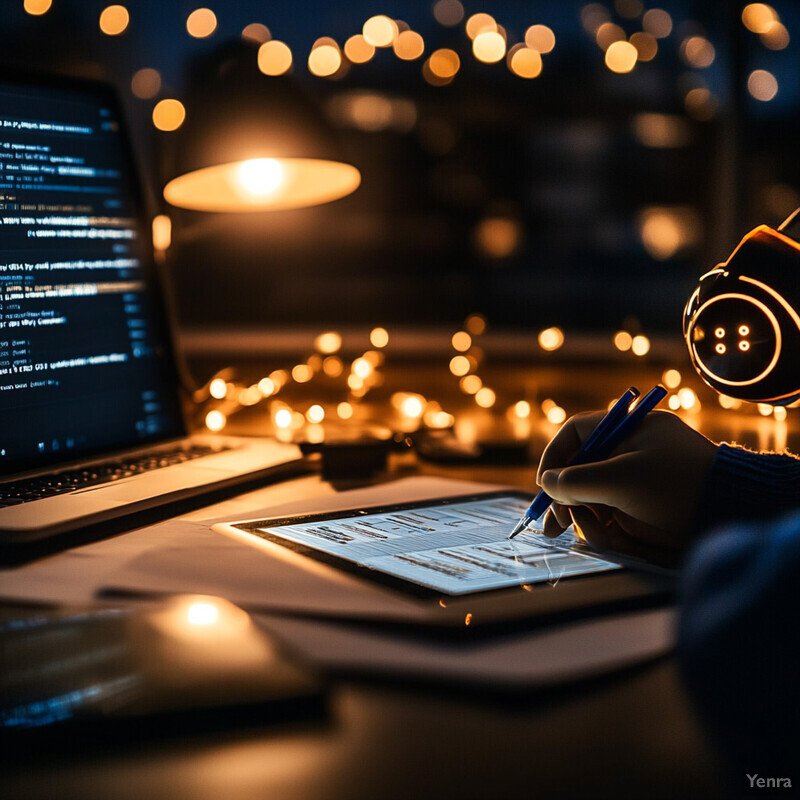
top-left (508, 519), bottom-right (527, 539)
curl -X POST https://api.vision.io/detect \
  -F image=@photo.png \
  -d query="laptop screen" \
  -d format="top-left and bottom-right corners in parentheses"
top-left (0, 73), bottom-right (185, 476)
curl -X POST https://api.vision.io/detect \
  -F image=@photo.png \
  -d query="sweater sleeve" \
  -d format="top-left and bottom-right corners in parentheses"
top-left (678, 444), bottom-right (800, 774)
top-left (692, 442), bottom-right (800, 535)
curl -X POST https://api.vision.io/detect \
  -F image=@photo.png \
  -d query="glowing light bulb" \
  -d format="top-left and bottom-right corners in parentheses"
top-left (237, 158), bottom-right (283, 196)
top-left (205, 409), bottom-right (226, 431)
top-left (306, 404), bottom-right (325, 424)
top-left (209, 378), bottom-right (228, 399)
top-left (187, 601), bottom-right (219, 626)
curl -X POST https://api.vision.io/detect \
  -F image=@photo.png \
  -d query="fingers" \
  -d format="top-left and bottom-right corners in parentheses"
top-left (540, 452), bottom-right (642, 510)
top-left (536, 410), bottom-right (607, 484)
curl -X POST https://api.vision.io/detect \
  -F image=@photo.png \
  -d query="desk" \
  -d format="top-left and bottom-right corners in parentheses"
top-left (3, 357), bottom-right (786, 800)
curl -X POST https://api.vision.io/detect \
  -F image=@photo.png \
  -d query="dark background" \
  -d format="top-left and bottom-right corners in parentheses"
top-left (2, 1), bottom-right (798, 336)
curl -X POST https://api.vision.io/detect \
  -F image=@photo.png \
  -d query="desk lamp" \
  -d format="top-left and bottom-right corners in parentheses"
top-left (684, 207), bottom-right (800, 404)
top-left (162, 42), bottom-right (361, 212)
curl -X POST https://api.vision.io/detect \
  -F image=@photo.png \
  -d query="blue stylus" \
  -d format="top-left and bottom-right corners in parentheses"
top-left (508, 385), bottom-right (667, 539)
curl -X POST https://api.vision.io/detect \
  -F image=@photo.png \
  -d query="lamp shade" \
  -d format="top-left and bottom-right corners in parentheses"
top-left (163, 42), bottom-right (360, 212)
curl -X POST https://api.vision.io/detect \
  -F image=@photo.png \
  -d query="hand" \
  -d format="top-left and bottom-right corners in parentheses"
top-left (536, 410), bottom-right (718, 565)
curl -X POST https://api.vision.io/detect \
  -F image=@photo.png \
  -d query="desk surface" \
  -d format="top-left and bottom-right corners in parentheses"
top-left (2, 358), bottom-right (774, 800)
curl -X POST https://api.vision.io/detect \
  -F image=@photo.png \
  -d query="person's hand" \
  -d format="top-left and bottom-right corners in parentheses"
top-left (536, 410), bottom-right (718, 565)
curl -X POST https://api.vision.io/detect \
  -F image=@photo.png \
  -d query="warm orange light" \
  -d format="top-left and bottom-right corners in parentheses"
top-left (508, 45), bottom-right (543, 79)
top-left (761, 21), bottom-right (790, 50)
top-left (370, 327), bottom-right (389, 348)
top-left (630, 32), bottom-right (658, 61)
top-left (631, 335), bottom-right (650, 356)
top-left (524, 24), bottom-right (555, 53)
top-left (258, 40), bottom-right (293, 76)
top-left (643, 8), bottom-right (672, 38)
top-left (186, 8), bottom-right (217, 39)
top-left (474, 387), bottom-right (496, 408)
top-left (99, 5), bottom-right (129, 36)
top-left (242, 23), bottom-right (271, 44)
top-left (546, 405), bottom-right (567, 424)
top-left (152, 214), bottom-right (171, 251)
top-left (684, 87), bottom-right (717, 121)
top-left (513, 400), bottom-right (532, 418)
top-left (473, 31), bottom-right (505, 63)
top-left (352, 358), bottom-right (373, 379)
top-left (465, 12), bottom-right (496, 39)
top-left (539, 327), bottom-right (564, 351)
top-left (429, 48), bottom-right (460, 78)
top-left (614, 331), bottom-right (633, 351)
top-left (209, 378), bottom-right (228, 399)
top-left (639, 207), bottom-right (699, 259)
top-left (434, 0), bottom-right (464, 26)
top-left (164, 158), bottom-right (361, 212)
top-left (681, 36), bottom-right (715, 68)
top-left (663, 369), bottom-right (682, 389)
top-left (633, 113), bottom-right (690, 148)
top-left (596, 22), bottom-right (625, 50)
top-left (475, 217), bottom-right (521, 258)
top-left (337, 401), bottom-right (354, 419)
top-left (447, 355), bottom-right (469, 377)
top-left (322, 357), bottom-right (343, 377)
top-left (460, 375), bottom-right (482, 394)
top-left (306, 404), bottom-right (325, 424)
top-left (465, 314), bottom-right (487, 335)
top-left (393, 30), bottom-right (425, 60)
top-left (152, 99), bottom-right (185, 132)
top-left (24, 0), bottom-right (52, 15)
top-left (258, 377), bottom-right (276, 396)
top-left (205, 409), bottom-right (226, 432)
top-left (451, 331), bottom-right (472, 352)
top-left (742, 3), bottom-right (777, 34)
top-left (748, 69), bottom-right (778, 101)
top-left (292, 364), bottom-right (313, 383)
top-left (131, 68), bottom-right (161, 99)
top-left (314, 331), bottom-right (342, 354)
top-left (344, 34), bottom-right (375, 63)
top-left (363, 15), bottom-right (397, 47)
top-left (308, 44), bottom-right (342, 77)
top-left (605, 40), bottom-right (638, 73)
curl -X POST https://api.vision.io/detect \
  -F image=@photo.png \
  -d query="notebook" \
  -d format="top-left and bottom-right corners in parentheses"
top-left (0, 70), bottom-right (303, 545)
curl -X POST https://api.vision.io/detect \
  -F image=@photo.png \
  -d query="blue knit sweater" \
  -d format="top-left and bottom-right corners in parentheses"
top-left (678, 443), bottom-right (800, 775)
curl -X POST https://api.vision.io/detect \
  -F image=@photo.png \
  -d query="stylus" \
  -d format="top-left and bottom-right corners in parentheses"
top-left (508, 385), bottom-right (667, 539)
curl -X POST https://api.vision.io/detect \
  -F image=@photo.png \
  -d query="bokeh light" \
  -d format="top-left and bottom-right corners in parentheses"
top-left (308, 43), bottom-right (342, 77)
top-left (538, 327), bottom-right (564, 351)
top-left (186, 8), bottom-right (217, 39)
top-left (742, 3), bottom-right (778, 34)
top-left (642, 8), bottom-right (672, 37)
top-left (242, 23), bottom-right (271, 44)
top-left (131, 68), bottom-right (161, 99)
top-left (681, 36), bottom-right (715, 68)
top-left (465, 13), bottom-right (496, 39)
top-left (99, 5), bottom-right (129, 36)
top-left (258, 40), bottom-right (293, 76)
top-left (451, 331), bottom-right (472, 352)
top-left (394, 30), bottom-right (425, 60)
top-left (428, 48), bottom-right (460, 78)
top-left (433, 0), bottom-right (464, 27)
top-left (314, 331), bottom-right (342, 354)
top-left (363, 15), bottom-right (397, 47)
top-left (24, 0), bottom-right (52, 15)
top-left (525, 25), bottom-right (555, 54)
top-left (630, 32), bottom-right (658, 61)
top-left (508, 45), bottom-right (543, 79)
top-left (748, 69), bottom-right (778, 101)
top-left (152, 99), bottom-right (185, 131)
top-left (370, 327), bottom-right (390, 348)
top-left (344, 34), bottom-right (375, 63)
top-left (614, 331), bottom-right (633, 351)
top-left (605, 40), bottom-right (638, 73)
top-left (474, 387), bottom-right (496, 408)
top-left (205, 410), bottom-right (226, 432)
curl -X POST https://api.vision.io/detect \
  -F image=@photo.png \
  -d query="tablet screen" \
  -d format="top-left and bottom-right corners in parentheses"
top-left (228, 492), bottom-right (621, 596)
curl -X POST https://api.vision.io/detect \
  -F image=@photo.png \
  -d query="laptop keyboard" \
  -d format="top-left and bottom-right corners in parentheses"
top-left (0, 444), bottom-right (230, 507)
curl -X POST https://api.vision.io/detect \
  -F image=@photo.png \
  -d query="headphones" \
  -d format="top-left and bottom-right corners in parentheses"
top-left (684, 208), bottom-right (800, 405)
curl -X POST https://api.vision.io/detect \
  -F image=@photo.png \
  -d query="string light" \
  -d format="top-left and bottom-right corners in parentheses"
top-left (205, 409), bottom-right (226, 431)
top-left (24, 0), bottom-right (52, 15)
top-left (209, 378), bottom-right (228, 399)
top-left (538, 327), bottom-right (564, 351)
top-left (394, 30), bottom-right (425, 60)
top-left (614, 330), bottom-right (633, 351)
top-left (306, 404), bottom-right (325, 424)
top-left (525, 25), bottom-right (555, 54)
top-left (242, 23), bottom-right (271, 44)
top-left (363, 15), bottom-right (397, 48)
top-left (605, 41), bottom-right (638, 73)
top-left (258, 40), bottom-right (293, 76)
top-left (186, 8), bottom-right (217, 39)
top-left (474, 387), bottom-right (496, 408)
top-left (465, 13), bottom-right (496, 39)
top-left (99, 5), bottom-right (129, 36)
top-left (152, 99), bottom-right (185, 132)
top-left (473, 31), bottom-right (506, 63)
top-left (508, 45), bottom-right (543, 79)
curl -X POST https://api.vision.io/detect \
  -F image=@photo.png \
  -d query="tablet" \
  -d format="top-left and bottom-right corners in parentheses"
top-left (224, 491), bottom-right (623, 597)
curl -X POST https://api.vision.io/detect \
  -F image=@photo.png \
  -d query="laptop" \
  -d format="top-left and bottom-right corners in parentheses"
top-left (0, 70), bottom-right (303, 545)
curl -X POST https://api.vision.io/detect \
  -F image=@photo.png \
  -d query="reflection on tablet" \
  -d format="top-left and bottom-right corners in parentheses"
top-left (230, 494), bottom-right (620, 596)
